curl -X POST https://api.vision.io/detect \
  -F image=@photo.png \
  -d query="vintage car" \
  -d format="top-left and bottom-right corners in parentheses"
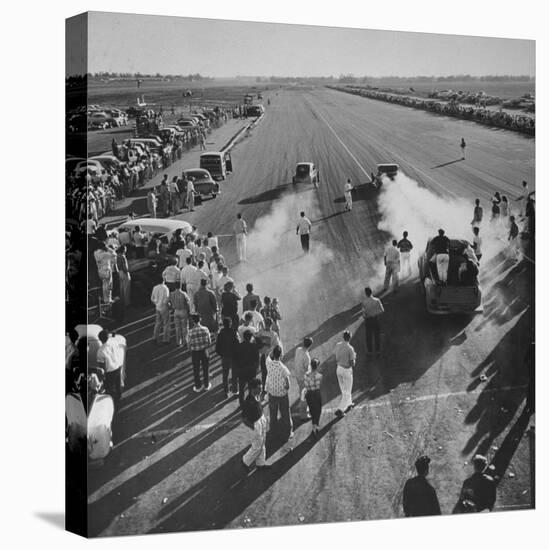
top-left (374, 163), bottom-right (399, 187)
top-left (199, 151), bottom-right (233, 180)
top-left (418, 237), bottom-right (483, 314)
top-left (183, 168), bottom-right (220, 198)
top-left (115, 218), bottom-right (193, 242)
top-left (292, 162), bottom-right (320, 186)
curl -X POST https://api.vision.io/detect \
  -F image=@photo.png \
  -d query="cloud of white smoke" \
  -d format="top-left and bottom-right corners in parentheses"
top-left (376, 173), bottom-right (509, 270)
top-left (231, 190), bottom-right (334, 348)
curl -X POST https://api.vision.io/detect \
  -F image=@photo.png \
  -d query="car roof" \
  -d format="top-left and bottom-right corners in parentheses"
top-left (377, 163), bottom-right (399, 170)
top-left (117, 218), bottom-right (193, 235)
top-left (200, 152), bottom-right (223, 158)
top-left (297, 162), bottom-right (313, 167)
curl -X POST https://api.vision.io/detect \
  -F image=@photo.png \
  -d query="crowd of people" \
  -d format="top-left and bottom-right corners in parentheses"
top-left (335, 86), bottom-right (536, 135)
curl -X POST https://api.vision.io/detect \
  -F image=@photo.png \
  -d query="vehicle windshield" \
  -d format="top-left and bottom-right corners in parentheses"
top-left (378, 164), bottom-right (399, 174)
top-left (186, 171), bottom-right (206, 179)
top-left (296, 165), bottom-right (310, 175)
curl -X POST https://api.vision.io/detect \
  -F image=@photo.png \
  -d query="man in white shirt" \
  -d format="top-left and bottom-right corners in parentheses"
top-left (233, 213), bottom-right (248, 262)
top-left (175, 243), bottom-right (192, 268)
top-left (162, 257), bottom-right (181, 291)
top-left (344, 179), bottom-right (354, 212)
top-left (472, 227), bottom-right (483, 261)
top-left (180, 257), bottom-right (199, 310)
top-left (383, 239), bottom-right (401, 292)
top-left (296, 211), bottom-right (312, 253)
top-left (96, 329), bottom-right (124, 406)
top-left (216, 266), bottom-right (234, 300)
top-left (334, 331), bottom-right (357, 417)
top-left (238, 312), bottom-right (258, 340)
top-left (241, 299), bottom-right (265, 331)
top-left (151, 279), bottom-right (170, 344)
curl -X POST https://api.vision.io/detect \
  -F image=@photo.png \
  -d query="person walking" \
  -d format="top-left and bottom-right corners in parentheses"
top-left (454, 455), bottom-right (497, 513)
top-left (500, 195), bottom-right (510, 223)
top-left (334, 331), bottom-right (356, 417)
top-left (383, 239), bottom-right (401, 292)
top-left (296, 211), bottom-right (312, 253)
top-left (303, 358), bottom-right (323, 438)
top-left (169, 176), bottom-right (180, 214)
top-left (215, 316), bottom-right (240, 398)
top-left (168, 284), bottom-right (191, 347)
top-left (116, 246), bottom-right (131, 307)
top-left (241, 378), bottom-right (270, 471)
top-left (294, 337), bottom-right (313, 421)
top-left (233, 213), bottom-right (248, 262)
top-left (151, 278), bottom-right (170, 344)
top-left (194, 278), bottom-right (219, 334)
top-left (147, 188), bottom-right (157, 219)
top-left (265, 345), bottom-right (294, 451)
top-left (397, 231), bottom-right (413, 278)
top-left (402, 456), bottom-right (442, 517)
top-left (235, 330), bottom-right (260, 406)
top-left (344, 179), bottom-right (353, 212)
top-left (188, 314), bottom-right (212, 392)
top-left (362, 287), bottom-right (384, 355)
top-left (471, 198), bottom-right (483, 228)
top-left (431, 229), bottom-right (450, 284)
top-left (460, 137), bottom-right (466, 159)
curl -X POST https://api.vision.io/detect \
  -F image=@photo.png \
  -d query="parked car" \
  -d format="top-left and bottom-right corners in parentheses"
top-left (115, 218), bottom-right (193, 241)
top-left (66, 156), bottom-right (87, 174)
top-left (199, 151), bottom-right (233, 180)
top-left (88, 112), bottom-right (113, 130)
top-left (418, 237), bottom-right (483, 314)
top-left (176, 119), bottom-right (198, 128)
top-left (292, 162), bottom-right (320, 185)
top-left (89, 155), bottom-right (124, 172)
top-left (183, 169), bottom-right (220, 198)
top-left (73, 160), bottom-right (105, 176)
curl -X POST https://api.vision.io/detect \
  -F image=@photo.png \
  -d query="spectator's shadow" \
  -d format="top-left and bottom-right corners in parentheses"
top-left (238, 182), bottom-right (309, 205)
top-left (431, 159), bottom-right (464, 169)
top-left (148, 418), bottom-right (340, 533)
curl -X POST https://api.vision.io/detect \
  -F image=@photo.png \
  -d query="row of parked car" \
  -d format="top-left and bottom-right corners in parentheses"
top-left (67, 105), bottom-right (130, 132)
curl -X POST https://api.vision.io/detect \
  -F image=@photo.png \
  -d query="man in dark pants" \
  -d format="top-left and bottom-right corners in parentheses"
top-left (215, 316), bottom-right (240, 399)
top-left (296, 211), bottom-right (312, 253)
top-left (265, 345), bottom-right (294, 451)
top-left (362, 287), bottom-right (384, 355)
top-left (96, 329), bottom-right (123, 406)
top-left (235, 330), bottom-right (260, 406)
top-left (188, 314), bottom-right (212, 392)
top-left (402, 456), bottom-right (442, 517)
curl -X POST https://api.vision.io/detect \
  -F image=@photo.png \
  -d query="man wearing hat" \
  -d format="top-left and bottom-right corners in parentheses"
top-left (402, 456), bottom-right (441, 517)
top-left (456, 454), bottom-right (497, 513)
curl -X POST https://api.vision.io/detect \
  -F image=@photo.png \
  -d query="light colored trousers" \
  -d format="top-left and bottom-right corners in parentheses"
top-left (384, 262), bottom-right (400, 290)
top-left (153, 308), bottom-right (170, 342)
top-left (401, 252), bottom-right (411, 277)
top-left (436, 253), bottom-right (449, 282)
top-left (243, 415), bottom-right (267, 466)
top-left (345, 193), bottom-right (353, 210)
top-left (173, 309), bottom-right (189, 346)
top-left (100, 273), bottom-right (113, 303)
top-left (119, 271), bottom-right (131, 305)
top-left (336, 365), bottom-right (353, 412)
top-left (236, 233), bottom-right (247, 261)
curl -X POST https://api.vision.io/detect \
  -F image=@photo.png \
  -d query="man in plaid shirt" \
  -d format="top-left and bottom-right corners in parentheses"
top-left (188, 314), bottom-right (212, 392)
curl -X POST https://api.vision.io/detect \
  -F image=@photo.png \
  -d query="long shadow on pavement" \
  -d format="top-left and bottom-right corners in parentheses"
top-left (238, 182), bottom-right (310, 205)
top-left (148, 418), bottom-right (341, 534)
top-left (88, 408), bottom-right (243, 537)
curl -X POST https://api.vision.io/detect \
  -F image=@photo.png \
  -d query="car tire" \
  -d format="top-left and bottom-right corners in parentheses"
top-left (212, 193), bottom-right (217, 198)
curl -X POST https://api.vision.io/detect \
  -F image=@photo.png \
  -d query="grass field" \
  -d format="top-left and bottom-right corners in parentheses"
top-left (88, 79), bottom-right (278, 109)
top-left (372, 79), bottom-right (535, 99)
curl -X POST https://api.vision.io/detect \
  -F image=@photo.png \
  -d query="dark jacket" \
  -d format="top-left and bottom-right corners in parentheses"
top-left (242, 393), bottom-right (263, 426)
top-left (402, 476), bottom-right (442, 517)
top-left (432, 235), bottom-right (450, 254)
top-left (457, 472), bottom-right (497, 512)
top-left (215, 327), bottom-right (239, 359)
top-left (221, 291), bottom-right (239, 318)
top-left (236, 341), bottom-right (259, 377)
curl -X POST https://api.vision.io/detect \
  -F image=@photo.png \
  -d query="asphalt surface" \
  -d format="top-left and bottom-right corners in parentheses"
top-left (88, 86), bottom-right (535, 536)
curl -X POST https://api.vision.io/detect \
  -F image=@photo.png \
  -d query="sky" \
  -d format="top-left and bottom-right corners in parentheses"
top-left (84, 11), bottom-right (535, 78)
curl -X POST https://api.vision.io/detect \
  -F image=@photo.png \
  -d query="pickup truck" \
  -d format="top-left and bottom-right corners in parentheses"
top-left (418, 238), bottom-right (483, 314)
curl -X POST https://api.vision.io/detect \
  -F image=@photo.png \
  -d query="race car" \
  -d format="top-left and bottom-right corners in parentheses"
top-left (418, 238), bottom-right (483, 314)
top-left (373, 163), bottom-right (399, 188)
top-left (292, 162), bottom-right (320, 186)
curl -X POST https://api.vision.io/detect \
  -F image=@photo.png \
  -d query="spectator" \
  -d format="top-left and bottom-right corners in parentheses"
top-left (194, 279), bottom-right (219, 334)
top-left (334, 331), bottom-right (356, 417)
top-left (221, 281), bottom-right (241, 331)
top-left (454, 455), bottom-right (497, 513)
top-left (215, 317), bottom-right (240, 398)
top-left (402, 456), bottom-right (442, 517)
top-left (362, 287), bottom-right (384, 355)
top-left (303, 358), bottom-right (323, 438)
top-left (116, 245), bottom-right (131, 307)
top-left (241, 378), bottom-right (270, 471)
top-left (188, 314), bottom-right (212, 392)
top-left (168, 284), bottom-right (191, 348)
top-left (151, 278), bottom-right (170, 344)
top-left (265, 345), bottom-right (293, 451)
top-left (243, 283), bottom-right (261, 312)
top-left (235, 330), bottom-right (260, 406)
top-left (294, 337), bottom-right (313, 421)
top-left (162, 257), bottom-right (181, 292)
